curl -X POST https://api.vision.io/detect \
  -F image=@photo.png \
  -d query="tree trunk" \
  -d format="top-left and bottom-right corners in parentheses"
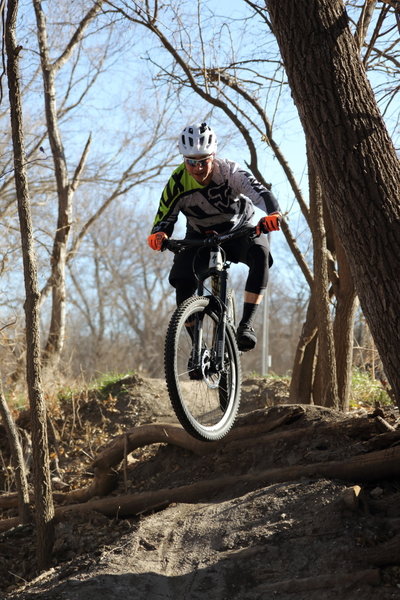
top-left (266, 0), bottom-right (400, 405)
top-left (289, 296), bottom-right (317, 404)
top-left (309, 152), bottom-right (339, 408)
top-left (33, 0), bottom-right (99, 368)
top-left (33, 1), bottom-right (71, 367)
top-left (0, 380), bottom-right (31, 524)
top-left (334, 237), bottom-right (357, 411)
top-left (323, 195), bottom-right (357, 411)
top-left (5, 0), bottom-right (55, 569)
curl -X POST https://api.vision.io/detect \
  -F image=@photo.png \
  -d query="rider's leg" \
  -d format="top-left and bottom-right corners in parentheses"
top-left (169, 247), bottom-right (197, 305)
top-left (169, 248), bottom-right (199, 340)
top-left (169, 248), bottom-right (205, 379)
top-left (237, 239), bottom-right (271, 351)
top-left (240, 290), bottom-right (264, 327)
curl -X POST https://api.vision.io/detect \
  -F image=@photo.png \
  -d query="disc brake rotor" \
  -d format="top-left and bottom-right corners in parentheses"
top-left (201, 349), bottom-right (221, 389)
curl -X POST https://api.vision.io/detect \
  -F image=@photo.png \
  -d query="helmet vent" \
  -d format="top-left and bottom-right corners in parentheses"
top-left (178, 122), bottom-right (217, 156)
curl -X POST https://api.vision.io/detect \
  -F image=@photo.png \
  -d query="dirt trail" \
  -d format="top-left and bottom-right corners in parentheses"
top-left (2, 376), bottom-right (400, 599)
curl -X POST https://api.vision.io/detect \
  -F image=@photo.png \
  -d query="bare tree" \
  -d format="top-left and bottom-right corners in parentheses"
top-left (0, 378), bottom-right (30, 524)
top-left (0, 1), bottom-right (178, 381)
top-left (32, 0), bottom-right (104, 368)
top-left (266, 0), bottom-right (400, 405)
top-left (5, 0), bottom-right (54, 569)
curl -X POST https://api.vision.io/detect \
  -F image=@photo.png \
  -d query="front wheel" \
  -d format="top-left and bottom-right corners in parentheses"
top-left (164, 296), bottom-right (242, 441)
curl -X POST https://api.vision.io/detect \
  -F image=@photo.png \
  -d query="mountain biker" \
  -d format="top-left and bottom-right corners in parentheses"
top-left (147, 122), bottom-right (282, 352)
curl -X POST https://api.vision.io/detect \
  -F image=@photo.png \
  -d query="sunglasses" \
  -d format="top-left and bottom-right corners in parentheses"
top-left (184, 155), bottom-right (213, 167)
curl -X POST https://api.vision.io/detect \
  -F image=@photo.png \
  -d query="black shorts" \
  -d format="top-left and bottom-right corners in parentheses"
top-left (169, 232), bottom-right (272, 292)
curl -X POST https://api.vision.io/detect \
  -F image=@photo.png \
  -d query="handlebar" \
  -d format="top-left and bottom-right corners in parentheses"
top-left (163, 225), bottom-right (257, 253)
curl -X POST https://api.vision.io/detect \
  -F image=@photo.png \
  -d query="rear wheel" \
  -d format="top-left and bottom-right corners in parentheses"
top-left (165, 296), bottom-right (241, 441)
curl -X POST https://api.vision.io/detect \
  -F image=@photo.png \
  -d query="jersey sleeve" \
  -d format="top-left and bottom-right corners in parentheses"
top-left (151, 193), bottom-right (180, 237)
top-left (229, 162), bottom-right (281, 215)
top-left (150, 165), bottom-right (185, 236)
top-left (150, 164), bottom-right (206, 236)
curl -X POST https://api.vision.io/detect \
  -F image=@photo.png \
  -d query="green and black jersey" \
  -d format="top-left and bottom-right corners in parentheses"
top-left (151, 157), bottom-right (281, 236)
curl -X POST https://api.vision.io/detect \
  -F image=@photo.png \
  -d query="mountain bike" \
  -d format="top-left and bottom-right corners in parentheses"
top-left (163, 224), bottom-right (256, 442)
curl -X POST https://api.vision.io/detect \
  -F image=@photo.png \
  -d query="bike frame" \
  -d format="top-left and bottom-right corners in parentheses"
top-left (164, 225), bottom-right (256, 376)
top-left (193, 244), bottom-right (230, 374)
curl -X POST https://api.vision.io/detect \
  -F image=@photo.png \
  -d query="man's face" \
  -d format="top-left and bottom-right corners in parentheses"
top-left (184, 154), bottom-right (215, 185)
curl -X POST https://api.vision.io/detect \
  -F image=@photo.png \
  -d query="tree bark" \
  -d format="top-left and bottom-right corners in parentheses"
top-left (333, 235), bottom-right (357, 411)
top-left (309, 151), bottom-right (339, 408)
top-left (289, 295), bottom-right (317, 404)
top-left (266, 0), bottom-right (400, 405)
top-left (5, 0), bottom-right (55, 569)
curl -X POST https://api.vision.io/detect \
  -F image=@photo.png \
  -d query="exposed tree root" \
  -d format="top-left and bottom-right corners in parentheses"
top-left (1, 405), bottom-right (398, 538)
top-left (0, 404), bottom-right (306, 511)
top-left (2, 437), bottom-right (400, 533)
top-left (252, 569), bottom-right (381, 593)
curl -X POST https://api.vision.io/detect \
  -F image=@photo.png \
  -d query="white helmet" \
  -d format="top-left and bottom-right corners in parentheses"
top-left (178, 122), bottom-right (217, 156)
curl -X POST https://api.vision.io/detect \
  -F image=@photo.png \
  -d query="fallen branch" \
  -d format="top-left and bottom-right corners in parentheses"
top-left (0, 382), bottom-right (31, 523)
top-left (374, 415), bottom-right (396, 432)
top-left (53, 443), bottom-right (400, 518)
top-left (226, 413), bottom-right (378, 453)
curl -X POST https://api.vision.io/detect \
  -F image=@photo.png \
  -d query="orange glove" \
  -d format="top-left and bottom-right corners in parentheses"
top-left (147, 231), bottom-right (168, 251)
top-left (256, 213), bottom-right (281, 235)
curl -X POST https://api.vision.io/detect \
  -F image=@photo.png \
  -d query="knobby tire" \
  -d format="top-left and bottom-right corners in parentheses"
top-left (164, 295), bottom-right (241, 441)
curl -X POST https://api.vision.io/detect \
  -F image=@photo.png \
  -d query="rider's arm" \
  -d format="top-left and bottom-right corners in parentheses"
top-left (227, 160), bottom-right (282, 216)
top-left (150, 163), bottom-right (206, 236)
top-left (150, 192), bottom-right (179, 237)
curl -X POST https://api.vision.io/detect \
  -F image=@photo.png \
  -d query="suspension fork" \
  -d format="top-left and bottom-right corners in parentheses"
top-left (190, 246), bottom-right (229, 371)
top-left (213, 269), bottom-right (229, 371)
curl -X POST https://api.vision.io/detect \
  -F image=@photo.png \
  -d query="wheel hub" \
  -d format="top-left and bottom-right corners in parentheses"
top-left (201, 349), bottom-right (221, 388)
